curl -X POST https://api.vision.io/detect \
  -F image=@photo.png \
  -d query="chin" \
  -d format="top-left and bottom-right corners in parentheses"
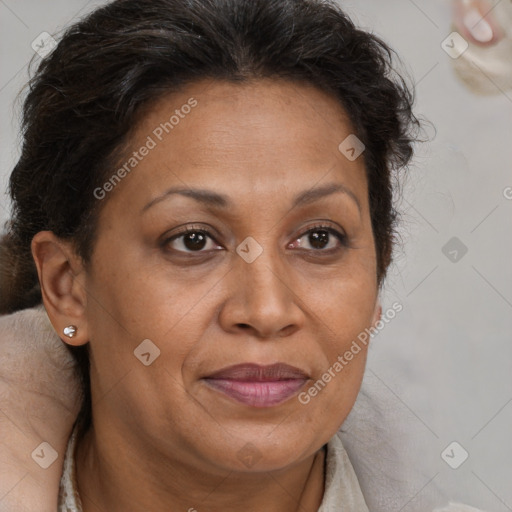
top-left (198, 423), bottom-right (326, 473)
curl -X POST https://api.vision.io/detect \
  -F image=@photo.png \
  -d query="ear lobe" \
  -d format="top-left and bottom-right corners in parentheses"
top-left (31, 231), bottom-right (89, 347)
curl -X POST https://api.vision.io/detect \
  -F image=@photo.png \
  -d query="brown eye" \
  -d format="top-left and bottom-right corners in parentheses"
top-left (182, 231), bottom-right (208, 251)
top-left (164, 229), bottom-right (222, 254)
top-left (308, 229), bottom-right (330, 249)
top-left (288, 225), bottom-right (347, 252)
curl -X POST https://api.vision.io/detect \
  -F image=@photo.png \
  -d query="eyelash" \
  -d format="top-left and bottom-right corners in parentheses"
top-left (162, 223), bottom-right (348, 256)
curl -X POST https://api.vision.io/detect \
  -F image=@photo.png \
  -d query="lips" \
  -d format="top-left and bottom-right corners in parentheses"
top-left (202, 363), bottom-right (309, 408)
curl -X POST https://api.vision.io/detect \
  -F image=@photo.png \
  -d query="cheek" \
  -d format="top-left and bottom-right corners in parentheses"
top-left (297, 352), bottom-right (367, 447)
top-left (84, 249), bottom-right (221, 388)
top-left (313, 261), bottom-right (377, 344)
top-left (298, 262), bottom-right (375, 413)
top-left (296, 286), bottom-right (373, 436)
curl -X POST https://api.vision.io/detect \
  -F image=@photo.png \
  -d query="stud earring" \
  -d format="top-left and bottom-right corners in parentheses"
top-left (63, 325), bottom-right (78, 338)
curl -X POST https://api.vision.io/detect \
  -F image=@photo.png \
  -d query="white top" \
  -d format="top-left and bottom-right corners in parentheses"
top-left (58, 426), bottom-right (83, 512)
top-left (57, 428), bottom-right (369, 512)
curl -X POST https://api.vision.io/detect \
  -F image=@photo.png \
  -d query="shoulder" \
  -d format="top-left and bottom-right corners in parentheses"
top-left (333, 430), bottom-right (488, 512)
top-left (333, 376), bottom-right (491, 512)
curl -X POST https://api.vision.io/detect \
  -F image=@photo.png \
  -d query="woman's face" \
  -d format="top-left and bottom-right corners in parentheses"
top-left (81, 78), bottom-right (380, 473)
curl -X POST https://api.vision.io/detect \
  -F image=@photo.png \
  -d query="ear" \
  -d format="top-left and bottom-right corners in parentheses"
top-left (371, 297), bottom-right (382, 327)
top-left (31, 231), bottom-right (89, 347)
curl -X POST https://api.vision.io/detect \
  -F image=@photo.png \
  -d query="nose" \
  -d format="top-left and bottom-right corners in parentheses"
top-left (218, 246), bottom-right (305, 339)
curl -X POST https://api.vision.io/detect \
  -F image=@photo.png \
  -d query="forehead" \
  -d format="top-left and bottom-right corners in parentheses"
top-left (102, 78), bottom-right (369, 215)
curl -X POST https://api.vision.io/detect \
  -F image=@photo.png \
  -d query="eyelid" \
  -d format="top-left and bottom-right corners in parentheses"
top-left (297, 222), bottom-right (346, 239)
top-left (163, 223), bottom-right (221, 242)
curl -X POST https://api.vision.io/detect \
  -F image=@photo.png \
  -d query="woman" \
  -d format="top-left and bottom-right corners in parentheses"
top-left (0, 0), bottom-right (484, 510)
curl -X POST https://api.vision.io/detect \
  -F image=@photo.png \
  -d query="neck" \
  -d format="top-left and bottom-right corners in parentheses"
top-left (75, 422), bottom-right (326, 512)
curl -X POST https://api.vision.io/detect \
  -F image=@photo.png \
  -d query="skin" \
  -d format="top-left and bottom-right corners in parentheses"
top-left (31, 78), bottom-right (382, 512)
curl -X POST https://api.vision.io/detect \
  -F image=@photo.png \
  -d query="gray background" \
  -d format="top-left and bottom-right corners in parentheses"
top-left (1, 0), bottom-right (511, 510)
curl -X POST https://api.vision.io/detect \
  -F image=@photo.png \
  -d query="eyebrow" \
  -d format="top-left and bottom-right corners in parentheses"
top-left (141, 182), bottom-right (362, 216)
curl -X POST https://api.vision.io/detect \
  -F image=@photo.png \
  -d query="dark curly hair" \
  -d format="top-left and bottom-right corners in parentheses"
top-left (0, 0), bottom-right (421, 428)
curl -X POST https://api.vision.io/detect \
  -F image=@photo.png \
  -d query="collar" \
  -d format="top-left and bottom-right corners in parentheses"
top-left (319, 432), bottom-right (369, 511)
